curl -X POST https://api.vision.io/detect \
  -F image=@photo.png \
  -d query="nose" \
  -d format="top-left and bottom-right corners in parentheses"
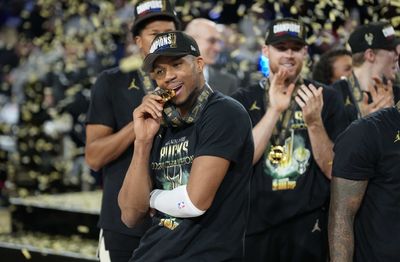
top-left (164, 67), bottom-right (177, 83)
top-left (284, 48), bottom-right (294, 57)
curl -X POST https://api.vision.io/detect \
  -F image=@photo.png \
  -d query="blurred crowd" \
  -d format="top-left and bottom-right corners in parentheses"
top-left (0, 0), bottom-right (399, 202)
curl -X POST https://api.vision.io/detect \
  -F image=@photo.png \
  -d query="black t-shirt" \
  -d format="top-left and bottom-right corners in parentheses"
top-left (86, 67), bottom-right (152, 237)
top-left (332, 107), bottom-right (400, 262)
top-left (232, 79), bottom-right (348, 234)
top-left (130, 92), bottom-right (254, 262)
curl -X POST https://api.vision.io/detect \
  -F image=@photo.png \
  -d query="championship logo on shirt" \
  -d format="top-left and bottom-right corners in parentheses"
top-left (264, 110), bottom-right (311, 191)
top-left (152, 136), bottom-right (193, 190)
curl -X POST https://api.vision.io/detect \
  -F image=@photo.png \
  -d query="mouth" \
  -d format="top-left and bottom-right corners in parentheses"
top-left (170, 83), bottom-right (183, 97)
top-left (281, 62), bottom-right (295, 69)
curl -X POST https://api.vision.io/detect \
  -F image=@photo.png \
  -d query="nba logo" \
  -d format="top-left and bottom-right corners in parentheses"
top-left (178, 201), bottom-right (186, 209)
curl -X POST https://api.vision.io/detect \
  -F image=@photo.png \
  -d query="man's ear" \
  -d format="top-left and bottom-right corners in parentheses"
top-left (135, 35), bottom-right (142, 49)
top-left (364, 49), bottom-right (375, 63)
top-left (302, 45), bottom-right (308, 56)
top-left (196, 56), bottom-right (205, 72)
top-left (262, 45), bottom-right (270, 58)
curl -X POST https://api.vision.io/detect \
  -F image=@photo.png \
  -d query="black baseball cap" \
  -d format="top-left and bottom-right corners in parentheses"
top-left (131, 0), bottom-right (180, 36)
top-left (143, 31), bottom-right (200, 72)
top-left (348, 21), bottom-right (396, 53)
top-left (265, 18), bottom-right (307, 45)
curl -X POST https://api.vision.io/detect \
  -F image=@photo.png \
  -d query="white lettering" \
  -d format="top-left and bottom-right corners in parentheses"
top-left (149, 34), bottom-right (173, 53)
top-left (273, 23), bottom-right (301, 34)
top-left (137, 1), bottom-right (163, 15)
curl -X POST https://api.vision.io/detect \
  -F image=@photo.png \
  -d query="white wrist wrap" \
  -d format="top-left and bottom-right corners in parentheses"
top-left (149, 185), bottom-right (206, 218)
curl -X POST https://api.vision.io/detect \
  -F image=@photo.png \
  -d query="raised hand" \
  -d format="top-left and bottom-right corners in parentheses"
top-left (133, 93), bottom-right (164, 142)
top-left (295, 83), bottom-right (324, 126)
top-left (359, 76), bottom-right (394, 117)
top-left (268, 68), bottom-right (296, 113)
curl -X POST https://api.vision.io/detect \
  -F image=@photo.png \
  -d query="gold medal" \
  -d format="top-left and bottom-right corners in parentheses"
top-left (153, 88), bottom-right (176, 102)
top-left (268, 145), bottom-right (286, 165)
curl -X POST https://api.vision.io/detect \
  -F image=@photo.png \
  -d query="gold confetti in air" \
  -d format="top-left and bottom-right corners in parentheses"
top-left (21, 248), bottom-right (32, 259)
top-left (119, 54), bottom-right (143, 72)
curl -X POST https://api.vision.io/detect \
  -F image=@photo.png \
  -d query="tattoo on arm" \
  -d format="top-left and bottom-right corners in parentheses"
top-left (328, 177), bottom-right (368, 262)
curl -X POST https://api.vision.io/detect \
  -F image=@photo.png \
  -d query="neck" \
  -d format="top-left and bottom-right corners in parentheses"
top-left (178, 81), bottom-right (206, 117)
top-left (353, 65), bottom-right (372, 92)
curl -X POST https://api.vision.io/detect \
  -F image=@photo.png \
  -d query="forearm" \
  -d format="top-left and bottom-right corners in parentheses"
top-left (252, 108), bottom-right (280, 164)
top-left (307, 121), bottom-right (333, 179)
top-left (328, 205), bottom-right (355, 262)
top-left (85, 122), bottom-right (135, 171)
top-left (118, 140), bottom-right (153, 227)
top-left (328, 177), bottom-right (367, 262)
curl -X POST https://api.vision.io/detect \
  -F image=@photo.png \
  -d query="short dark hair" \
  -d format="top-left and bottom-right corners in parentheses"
top-left (312, 49), bottom-right (352, 85)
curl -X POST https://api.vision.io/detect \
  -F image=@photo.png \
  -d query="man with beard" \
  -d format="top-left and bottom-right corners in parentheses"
top-left (232, 18), bottom-right (347, 261)
top-left (118, 31), bottom-right (254, 261)
top-left (85, 1), bottom-right (180, 261)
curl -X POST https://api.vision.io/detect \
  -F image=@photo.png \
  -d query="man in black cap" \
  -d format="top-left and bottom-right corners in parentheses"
top-left (232, 18), bottom-right (347, 261)
top-left (329, 100), bottom-right (400, 262)
top-left (118, 31), bottom-right (254, 261)
top-left (337, 21), bottom-right (398, 123)
top-left (85, 1), bottom-right (180, 261)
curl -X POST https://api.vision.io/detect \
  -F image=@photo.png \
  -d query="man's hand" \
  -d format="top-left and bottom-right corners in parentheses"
top-left (295, 84), bottom-right (324, 126)
top-left (360, 76), bottom-right (394, 117)
top-left (268, 68), bottom-right (296, 113)
top-left (133, 94), bottom-right (164, 142)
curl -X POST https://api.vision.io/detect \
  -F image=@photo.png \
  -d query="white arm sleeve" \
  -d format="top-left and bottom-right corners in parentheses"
top-left (149, 185), bottom-right (206, 218)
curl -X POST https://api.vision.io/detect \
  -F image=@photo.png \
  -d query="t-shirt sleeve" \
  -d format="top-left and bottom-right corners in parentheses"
top-left (86, 71), bottom-right (115, 128)
top-left (194, 97), bottom-right (253, 163)
top-left (231, 88), bottom-right (251, 109)
top-left (332, 119), bottom-right (379, 180)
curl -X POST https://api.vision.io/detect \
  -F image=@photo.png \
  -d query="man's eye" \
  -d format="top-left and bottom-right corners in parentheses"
top-left (155, 69), bottom-right (164, 76)
top-left (276, 46), bottom-right (286, 51)
top-left (292, 46), bottom-right (302, 51)
top-left (173, 62), bottom-right (181, 68)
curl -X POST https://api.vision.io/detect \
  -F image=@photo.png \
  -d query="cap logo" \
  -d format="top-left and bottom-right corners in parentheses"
top-left (365, 33), bottom-right (374, 46)
top-left (382, 25), bottom-right (395, 38)
top-left (137, 0), bottom-right (164, 16)
top-left (190, 45), bottom-right (197, 52)
top-left (273, 22), bottom-right (301, 37)
top-left (149, 33), bottom-right (177, 53)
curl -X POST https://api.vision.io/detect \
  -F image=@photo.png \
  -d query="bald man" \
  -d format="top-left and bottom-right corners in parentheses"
top-left (185, 18), bottom-right (239, 96)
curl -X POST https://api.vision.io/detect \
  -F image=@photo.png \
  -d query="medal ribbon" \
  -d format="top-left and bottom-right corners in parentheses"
top-left (161, 84), bottom-right (213, 127)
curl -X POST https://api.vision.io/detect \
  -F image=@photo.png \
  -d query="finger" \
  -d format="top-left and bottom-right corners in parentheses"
top-left (143, 95), bottom-right (164, 111)
top-left (361, 92), bottom-right (369, 105)
top-left (286, 83), bottom-right (296, 96)
top-left (271, 68), bottom-right (287, 86)
top-left (143, 104), bottom-right (162, 119)
top-left (371, 95), bottom-right (389, 110)
top-left (307, 83), bottom-right (318, 94)
top-left (368, 83), bottom-right (377, 100)
top-left (297, 87), bottom-right (311, 103)
top-left (371, 76), bottom-right (382, 86)
top-left (295, 96), bottom-right (306, 108)
top-left (386, 79), bottom-right (393, 91)
top-left (300, 84), bottom-right (314, 98)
